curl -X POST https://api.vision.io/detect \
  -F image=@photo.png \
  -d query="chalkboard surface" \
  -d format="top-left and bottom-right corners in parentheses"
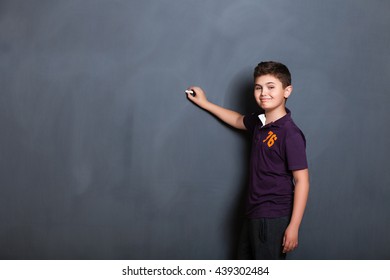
top-left (1, 0), bottom-right (390, 259)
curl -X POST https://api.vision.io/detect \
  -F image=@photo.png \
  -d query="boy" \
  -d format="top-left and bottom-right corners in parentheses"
top-left (186, 61), bottom-right (309, 260)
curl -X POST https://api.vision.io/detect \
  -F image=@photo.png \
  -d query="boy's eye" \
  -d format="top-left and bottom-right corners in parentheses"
top-left (268, 86), bottom-right (274, 90)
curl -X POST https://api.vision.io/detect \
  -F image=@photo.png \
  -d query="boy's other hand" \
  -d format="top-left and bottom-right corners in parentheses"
top-left (282, 224), bottom-right (299, 253)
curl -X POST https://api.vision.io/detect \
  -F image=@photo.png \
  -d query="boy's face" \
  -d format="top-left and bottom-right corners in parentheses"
top-left (254, 74), bottom-right (292, 111)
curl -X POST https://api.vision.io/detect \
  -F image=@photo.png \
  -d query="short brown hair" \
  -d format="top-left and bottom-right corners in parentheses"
top-left (254, 61), bottom-right (291, 88)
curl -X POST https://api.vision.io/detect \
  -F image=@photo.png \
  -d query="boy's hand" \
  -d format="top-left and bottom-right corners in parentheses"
top-left (282, 224), bottom-right (299, 253)
top-left (186, 86), bottom-right (208, 108)
top-left (185, 86), bottom-right (246, 130)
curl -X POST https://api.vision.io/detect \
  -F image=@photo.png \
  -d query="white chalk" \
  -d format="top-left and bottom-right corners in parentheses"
top-left (185, 89), bottom-right (196, 96)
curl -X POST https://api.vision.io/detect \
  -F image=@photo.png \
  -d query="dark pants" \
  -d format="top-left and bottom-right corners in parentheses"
top-left (237, 216), bottom-right (290, 260)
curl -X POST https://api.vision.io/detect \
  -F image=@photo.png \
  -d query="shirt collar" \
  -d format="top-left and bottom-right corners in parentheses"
top-left (258, 108), bottom-right (291, 128)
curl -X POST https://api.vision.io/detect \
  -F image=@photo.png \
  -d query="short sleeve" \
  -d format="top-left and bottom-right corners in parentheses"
top-left (243, 113), bottom-right (259, 133)
top-left (285, 128), bottom-right (308, 171)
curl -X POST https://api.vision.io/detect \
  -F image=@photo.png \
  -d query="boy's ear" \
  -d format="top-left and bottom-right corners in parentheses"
top-left (284, 85), bottom-right (293, 99)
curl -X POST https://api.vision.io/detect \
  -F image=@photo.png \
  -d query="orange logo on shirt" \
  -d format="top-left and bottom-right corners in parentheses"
top-left (263, 131), bottom-right (277, 147)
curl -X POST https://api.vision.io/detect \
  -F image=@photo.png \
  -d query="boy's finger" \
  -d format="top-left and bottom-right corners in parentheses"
top-left (283, 242), bottom-right (289, 253)
top-left (185, 89), bottom-right (196, 97)
top-left (283, 240), bottom-right (293, 253)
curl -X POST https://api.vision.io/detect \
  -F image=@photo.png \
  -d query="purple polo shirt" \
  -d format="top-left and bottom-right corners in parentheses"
top-left (243, 109), bottom-right (308, 218)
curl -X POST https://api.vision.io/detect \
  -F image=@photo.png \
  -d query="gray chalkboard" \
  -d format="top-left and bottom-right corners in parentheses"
top-left (1, 0), bottom-right (390, 259)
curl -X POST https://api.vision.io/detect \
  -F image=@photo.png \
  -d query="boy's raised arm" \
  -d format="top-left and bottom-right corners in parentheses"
top-left (186, 86), bottom-right (247, 130)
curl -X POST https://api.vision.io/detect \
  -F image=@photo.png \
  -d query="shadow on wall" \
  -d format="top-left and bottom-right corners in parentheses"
top-left (219, 69), bottom-right (262, 259)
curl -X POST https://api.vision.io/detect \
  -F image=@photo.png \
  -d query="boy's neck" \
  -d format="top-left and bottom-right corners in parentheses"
top-left (264, 107), bottom-right (287, 125)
